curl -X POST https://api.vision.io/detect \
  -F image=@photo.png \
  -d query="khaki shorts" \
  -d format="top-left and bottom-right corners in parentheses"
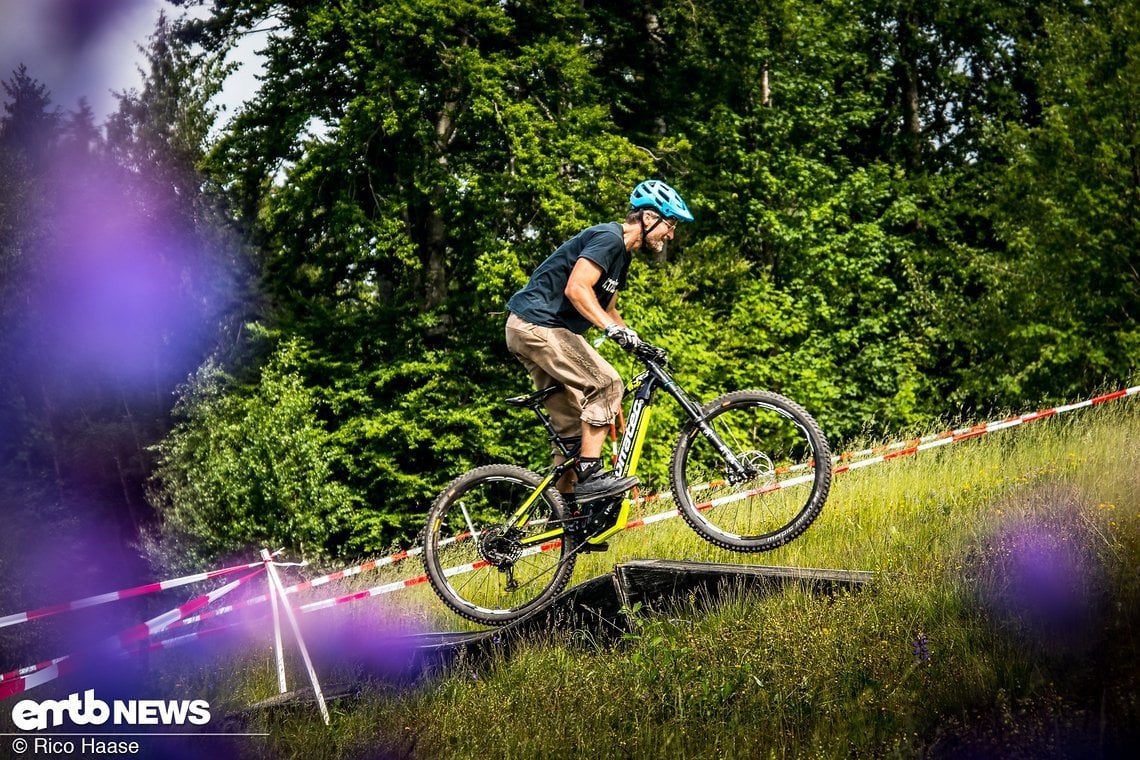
top-left (505, 313), bottom-right (624, 437)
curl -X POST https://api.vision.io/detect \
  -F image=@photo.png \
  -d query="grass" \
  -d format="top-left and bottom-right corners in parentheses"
top-left (4, 400), bottom-right (1139, 759)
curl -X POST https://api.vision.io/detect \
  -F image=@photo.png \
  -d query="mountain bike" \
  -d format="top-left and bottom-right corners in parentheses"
top-left (422, 341), bottom-right (832, 625)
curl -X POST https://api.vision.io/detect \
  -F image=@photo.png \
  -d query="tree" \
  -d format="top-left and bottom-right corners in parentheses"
top-left (0, 64), bottom-right (60, 169)
top-left (0, 66), bottom-right (68, 501)
top-left (152, 0), bottom-right (656, 554)
top-left (146, 0), bottom-right (1139, 561)
top-left (147, 339), bottom-right (357, 570)
top-left (972, 0), bottom-right (1140, 404)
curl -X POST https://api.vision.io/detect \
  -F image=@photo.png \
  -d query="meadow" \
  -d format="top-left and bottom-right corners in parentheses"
top-left (4, 398), bottom-right (1138, 759)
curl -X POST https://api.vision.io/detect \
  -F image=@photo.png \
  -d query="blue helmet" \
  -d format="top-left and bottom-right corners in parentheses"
top-left (630, 180), bottom-right (694, 222)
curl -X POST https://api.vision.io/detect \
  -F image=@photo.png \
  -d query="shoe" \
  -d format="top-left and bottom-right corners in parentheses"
top-left (574, 470), bottom-right (639, 504)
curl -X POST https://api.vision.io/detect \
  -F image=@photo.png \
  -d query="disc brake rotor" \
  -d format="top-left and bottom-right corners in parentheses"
top-left (736, 449), bottom-right (775, 484)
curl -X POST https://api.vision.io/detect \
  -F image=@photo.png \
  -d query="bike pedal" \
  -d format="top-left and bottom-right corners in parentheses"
top-left (576, 540), bottom-right (609, 553)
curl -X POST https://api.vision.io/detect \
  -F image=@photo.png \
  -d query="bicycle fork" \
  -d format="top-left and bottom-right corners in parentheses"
top-left (654, 368), bottom-right (754, 483)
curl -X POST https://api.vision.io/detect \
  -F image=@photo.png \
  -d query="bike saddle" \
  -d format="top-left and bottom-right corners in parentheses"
top-left (504, 384), bottom-right (564, 409)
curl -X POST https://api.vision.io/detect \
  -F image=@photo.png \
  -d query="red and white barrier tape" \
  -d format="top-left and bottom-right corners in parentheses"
top-left (831, 385), bottom-right (1140, 475)
top-left (0, 660), bottom-right (79, 701)
top-left (283, 549), bottom-right (420, 594)
top-left (156, 382), bottom-right (1140, 617)
top-left (121, 568), bottom-right (265, 648)
top-left (0, 568), bottom-right (264, 700)
top-left (162, 597), bottom-right (268, 633)
top-left (295, 539), bottom-right (568, 614)
top-left (125, 622), bottom-right (243, 657)
top-left (279, 383), bottom-right (1140, 608)
top-left (0, 657), bottom-right (67, 685)
top-left (0, 560), bottom-right (269, 630)
top-left (161, 538), bottom-right (477, 630)
top-left (842, 386), bottom-right (1140, 462)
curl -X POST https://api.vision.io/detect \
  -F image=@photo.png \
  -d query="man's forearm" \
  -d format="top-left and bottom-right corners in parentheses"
top-left (566, 282), bottom-right (614, 330)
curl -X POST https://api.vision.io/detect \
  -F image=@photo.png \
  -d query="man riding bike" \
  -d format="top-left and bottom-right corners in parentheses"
top-left (504, 179), bottom-right (694, 516)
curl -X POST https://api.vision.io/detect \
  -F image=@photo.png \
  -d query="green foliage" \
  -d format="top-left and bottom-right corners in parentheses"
top-left (974, 0), bottom-right (1140, 405)
top-left (153, 0), bottom-right (662, 558)
top-left (134, 0), bottom-right (1140, 562)
top-left (148, 338), bottom-right (358, 568)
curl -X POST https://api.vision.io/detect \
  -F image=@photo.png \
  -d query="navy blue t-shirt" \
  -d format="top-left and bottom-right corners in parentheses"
top-left (506, 222), bottom-right (630, 334)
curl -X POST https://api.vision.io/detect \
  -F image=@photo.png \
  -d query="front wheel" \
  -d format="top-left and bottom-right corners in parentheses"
top-left (423, 464), bottom-right (576, 625)
top-left (670, 391), bottom-right (832, 552)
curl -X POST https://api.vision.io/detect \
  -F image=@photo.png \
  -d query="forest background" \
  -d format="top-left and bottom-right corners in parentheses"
top-left (0, 0), bottom-right (1136, 591)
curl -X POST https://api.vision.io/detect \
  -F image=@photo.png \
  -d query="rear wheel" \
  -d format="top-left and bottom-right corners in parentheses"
top-left (423, 464), bottom-right (575, 625)
top-left (670, 391), bottom-right (831, 552)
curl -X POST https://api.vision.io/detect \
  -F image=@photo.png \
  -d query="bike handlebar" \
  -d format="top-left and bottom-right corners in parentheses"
top-left (632, 341), bottom-right (669, 366)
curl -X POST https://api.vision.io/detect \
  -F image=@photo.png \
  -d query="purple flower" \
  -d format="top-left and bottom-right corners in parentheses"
top-left (913, 633), bottom-right (931, 663)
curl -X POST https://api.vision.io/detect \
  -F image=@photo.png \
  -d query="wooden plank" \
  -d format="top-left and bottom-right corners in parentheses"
top-left (614, 559), bottom-right (873, 613)
top-left (617, 558), bottom-right (873, 586)
top-left (407, 561), bottom-right (871, 658)
top-left (403, 573), bottom-right (624, 668)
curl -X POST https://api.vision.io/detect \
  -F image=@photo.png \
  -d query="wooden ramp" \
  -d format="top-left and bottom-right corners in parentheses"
top-left (407, 560), bottom-right (873, 669)
top-left (615, 559), bottom-right (873, 611)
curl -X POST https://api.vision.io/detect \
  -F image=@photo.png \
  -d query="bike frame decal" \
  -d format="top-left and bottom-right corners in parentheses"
top-left (587, 385), bottom-right (656, 544)
top-left (615, 400), bottom-right (651, 476)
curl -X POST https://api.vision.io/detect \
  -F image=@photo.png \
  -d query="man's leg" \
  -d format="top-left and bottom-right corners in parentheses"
top-left (505, 315), bottom-right (636, 503)
top-left (507, 315), bottom-right (584, 493)
top-left (554, 420), bottom-right (608, 492)
top-left (579, 421), bottom-right (609, 459)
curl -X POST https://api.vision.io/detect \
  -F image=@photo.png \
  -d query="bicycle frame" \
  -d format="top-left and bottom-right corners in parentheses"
top-left (507, 356), bottom-right (751, 549)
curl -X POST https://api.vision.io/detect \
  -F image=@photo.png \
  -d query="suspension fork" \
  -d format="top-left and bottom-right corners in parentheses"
top-left (648, 362), bottom-right (752, 481)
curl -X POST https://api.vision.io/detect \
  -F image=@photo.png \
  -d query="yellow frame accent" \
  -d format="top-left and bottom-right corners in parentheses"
top-left (516, 467), bottom-right (575, 547)
top-left (511, 470), bottom-right (559, 528)
top-left (587, 405), bottom-right (652, 543)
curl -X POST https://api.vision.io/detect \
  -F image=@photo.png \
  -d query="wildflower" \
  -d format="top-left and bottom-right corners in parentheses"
top-left (913, 633), bottom-right (931, 663)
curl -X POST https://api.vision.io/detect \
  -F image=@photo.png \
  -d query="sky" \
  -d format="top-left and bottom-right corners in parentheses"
top-left (0, 0), bottom-right (260, 122)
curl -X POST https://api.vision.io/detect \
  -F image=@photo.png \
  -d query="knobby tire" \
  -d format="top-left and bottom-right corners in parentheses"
top-left (670, 390), bottom-right (832, 552)
top-left (422, 464), bottom-right (576, 625)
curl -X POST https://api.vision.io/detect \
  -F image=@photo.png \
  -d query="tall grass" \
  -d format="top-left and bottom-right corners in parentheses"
top-left (7, 401), bottom-right (1138, 759)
